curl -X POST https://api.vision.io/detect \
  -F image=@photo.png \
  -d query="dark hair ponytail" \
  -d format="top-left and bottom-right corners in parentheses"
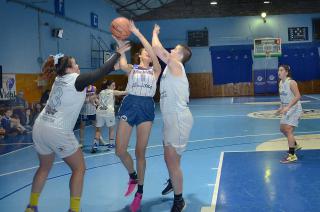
top-left (279, 64), bottom-right (292, 78)
top-left (101, 80), bottom-right (115, 90)
top-left (42, 55), bottom-right (73, 78)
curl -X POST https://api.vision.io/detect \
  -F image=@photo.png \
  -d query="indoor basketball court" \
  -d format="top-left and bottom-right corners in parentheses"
top-left (1, 0), bottom-right (320, 212)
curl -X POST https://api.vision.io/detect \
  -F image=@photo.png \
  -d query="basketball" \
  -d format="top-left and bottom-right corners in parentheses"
top-left (110, 17), bottom-right (131, 40)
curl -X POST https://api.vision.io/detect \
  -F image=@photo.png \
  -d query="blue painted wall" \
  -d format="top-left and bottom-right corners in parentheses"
top-left (136, 13), bottom-right (320, 73)
top-left (1, 0), bottom-right (319, 76)
top-left (0, 0), bottom-right (119, 73)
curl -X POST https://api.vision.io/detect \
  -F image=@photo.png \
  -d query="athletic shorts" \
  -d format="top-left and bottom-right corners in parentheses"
top-left (162, 109), bottom-right (193, 155)
top-left (32, 122), bottom-right (79, 158)
top-left (118, 95), bottom-right (155, 127)
top-left (280, 108), bottom-right (303, 127)
top-left (96, 114), bottom-right (115, 128)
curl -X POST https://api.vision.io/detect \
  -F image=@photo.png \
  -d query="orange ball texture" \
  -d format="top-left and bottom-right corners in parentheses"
top-left (110, 17), bottom-right (131, 40)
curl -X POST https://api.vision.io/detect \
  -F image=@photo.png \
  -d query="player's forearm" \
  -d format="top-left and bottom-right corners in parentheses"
top-left (135, 32), bottom-right (159, 64)
top-left (114, 90), bottom-right (128, 96)
top-left (152, 33), bottom-right (164, 51)
top-left (119, 53), bottom-right (128, 69)
top-left (287, 96), bottom-right (300, 109)
top-left (75, 53), bottom-right (120, 91)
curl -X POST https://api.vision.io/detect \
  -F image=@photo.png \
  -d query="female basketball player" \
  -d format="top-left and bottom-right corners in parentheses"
top-left (277, 65), bottom-right (303, 163)
top-left (92, 80), bottom-right (127, 153)
top-left (79, 85), bottom-right (98, 149)
top-left (152, 24), bottom-right (193, 212)
top-left (25, 42), bottom-right (130, 212)
top-left (113, 21), bottom-right (161, 212)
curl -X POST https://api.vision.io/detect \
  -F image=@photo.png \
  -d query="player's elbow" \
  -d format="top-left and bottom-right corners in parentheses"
top-left (119, 63), bottom-right (126, 70)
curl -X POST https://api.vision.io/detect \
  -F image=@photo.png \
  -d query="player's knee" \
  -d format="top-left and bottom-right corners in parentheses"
top-left (115, 146), bottom-right (126, 158)
top-left (74, 164), bottom-right (86, 176)
top-left (280, 126), bottom-right (286, 134)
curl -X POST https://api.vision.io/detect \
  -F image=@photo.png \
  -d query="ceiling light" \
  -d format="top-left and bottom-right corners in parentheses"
top-left (263, 1), bottom-right (271, 4)
top-left (210, 1), bottom-right (218, 5)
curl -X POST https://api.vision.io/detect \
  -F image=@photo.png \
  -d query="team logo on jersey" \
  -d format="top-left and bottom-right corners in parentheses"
top-left (248, 109), bottom-right (320, 119)
top-left (57, 146), bottom-right (65, 152)
top-left (45, 105), bottom-right (57, 115)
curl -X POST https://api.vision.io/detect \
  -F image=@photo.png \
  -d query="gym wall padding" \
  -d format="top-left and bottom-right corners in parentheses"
top-left (210, 45), bottom-right (253, 85)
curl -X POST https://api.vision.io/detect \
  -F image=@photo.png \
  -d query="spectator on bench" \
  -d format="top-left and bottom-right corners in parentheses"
top-left (1, 108), bottom-right (26, 136)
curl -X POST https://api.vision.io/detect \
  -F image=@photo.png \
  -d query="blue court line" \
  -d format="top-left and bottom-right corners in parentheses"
top-left (0, 131), bottom-right (320, 200)
top-left (2, 131), bottom-right (320, 201)
top-left (1, 130), bottom-right (320, 177)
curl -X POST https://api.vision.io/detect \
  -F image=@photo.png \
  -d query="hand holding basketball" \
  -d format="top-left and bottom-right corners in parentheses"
top-left (129, 20), bottom-right (140, 35)
top-left (110, 17), bottom-right (131, 40)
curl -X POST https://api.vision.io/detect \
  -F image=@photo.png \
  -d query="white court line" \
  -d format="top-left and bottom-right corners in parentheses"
top-left (189, 130), bottom-right (320, 144)
top-left (304, 95), bottom-right (320, 101)
top-left (188, 104), bottom-right (234, 107)
top-left (210, 152), bottom-right (224, 211)
top-left (154, 114), bottom-right (247, 120)
top-left (0, 143), bottom-right (33, 146)
top-left (0, 145), bottom-right (33, 158)
top-left (1, 130), bottom-right (320, 177)
top-left (194, 115), bottom-right (247, 118)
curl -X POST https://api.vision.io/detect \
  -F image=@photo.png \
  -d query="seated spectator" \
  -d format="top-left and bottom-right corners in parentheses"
top-left (24, 108), bottom-right (34, 131)
top-left (12, 91), bottom-right (28, 109)
top-left (1, 108), bottom-right (26, 136)
top-left (0, 115), bottom-right (5, 139)
top-left (12, 91), bottom-right (28, 123)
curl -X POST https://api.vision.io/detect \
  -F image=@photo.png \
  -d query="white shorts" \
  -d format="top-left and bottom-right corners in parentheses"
top-left (32, 123), bottom-right (79, 158)
top-left (162, 109), bottom-right (193, 155)
top-left (96, 114), bottom-right (116, 128)
top-left (280, 108), bottom-right (303, 127)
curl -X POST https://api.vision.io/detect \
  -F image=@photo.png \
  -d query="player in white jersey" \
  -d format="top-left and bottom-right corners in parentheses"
top-left (79, 85), bottom-right (98, 148)
top-left (25, 42), bottom-right (130, 212)
top-left (92, 80), bottom-right (127, 153)
top-left (152, 24), bottom-right (193, 212)
top-left (113, 21), bottom-right (161, 212)
top-left (276, 65), bottom-right (303, 163)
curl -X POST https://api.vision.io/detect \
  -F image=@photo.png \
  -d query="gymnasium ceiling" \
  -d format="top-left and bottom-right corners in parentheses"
top-left (106, 0), bottom-right (320, 21)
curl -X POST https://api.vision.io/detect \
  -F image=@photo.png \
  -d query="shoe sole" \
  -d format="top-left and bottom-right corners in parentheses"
top-left (280, 159), bottom-right (297, 163)
top-left (183, 202), bottom-right (187, 211)
top-left (125, 184), bottom-right (137, 196)
top-left (162, 188), bottom-right (173, 195)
